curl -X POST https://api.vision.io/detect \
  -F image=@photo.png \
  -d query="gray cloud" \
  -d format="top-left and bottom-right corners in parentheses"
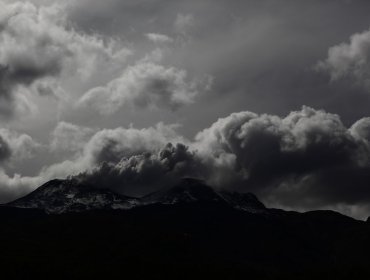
top-left (145, 33), bottom-right (174, 44)
top-left (0, 129), bottom-right (40, 164)
top-left (174, 13), bottom-right (195, 35)
top-left (0, 128), bottom-right (41, 202)
top-left (66, 107), bottom-right (370, 219)
top-left (37, 122), bottom-right (185, 181)
top-left (2, 107), bottom-right (370, 218)
top-left (317, 27), bottom-right (370, 90)
top-left (50, 122), bottom-right (95, 153)
top-left (195, 107), bottom-right (370, 198)
top-left (77, 59), bottom-right (212, 115)
top-left (78, 143), bottom-right (203, 196)
top-left (0, 1), bottom-right (130, 117)
top-left (0, 122), bottom-right (184, 202)
top-left (0, 170), bottom-right (40, 203)
top-left (0, 136), bottom-right (11, 163)
top-left (2, 0), bottom-right (370, 220)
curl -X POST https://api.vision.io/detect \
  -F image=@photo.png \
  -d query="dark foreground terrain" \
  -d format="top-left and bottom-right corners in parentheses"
top-left (1, 179), bottom-right (370, 279)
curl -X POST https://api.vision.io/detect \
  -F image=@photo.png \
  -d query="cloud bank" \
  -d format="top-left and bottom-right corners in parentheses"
top-left (2, 107), bottom-right (370, 218)
top-left (48, 107), bottom-right (370, 218)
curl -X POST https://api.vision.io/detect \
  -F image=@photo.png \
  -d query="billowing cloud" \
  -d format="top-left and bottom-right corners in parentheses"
top-left (0, 128), bottom-right (41, 202)
top-left (3, 107), bottom-right (370, 218)
top-left (0, 128), bottom-right (40, 164)
top-left (78, 143), bottom-right (203, 196)
top-left (3, 0), bottom-right (370, 221)
top-left (40, 122), bottom-right (185, 180)
top-left (0, 122), bottom-right (185, 202)
top-left (77, 60), bottom-right (211, 114)
top-left (0, 1), bottom-right (130, 117)
top-left (69, 107), bottom-right (370, 218)
top-left (83, 122), bottom-right (185, 165)
top-left (192, 107), bottom-right (370, 214)
top-left (317, 27), bottom-right (370, 89)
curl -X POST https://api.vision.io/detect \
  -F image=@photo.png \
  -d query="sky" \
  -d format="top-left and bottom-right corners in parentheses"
top-left (2, 0), bottom-right (370, 219)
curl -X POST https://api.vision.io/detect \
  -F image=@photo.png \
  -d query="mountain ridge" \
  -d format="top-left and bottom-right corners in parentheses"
top-left (2, 178), bottom-right (370, 279)
top-left (6, 177), bottom-right (267, 214)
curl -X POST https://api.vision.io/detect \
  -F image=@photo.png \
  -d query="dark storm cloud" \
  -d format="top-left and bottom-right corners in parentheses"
top-left (71, 107), bottom-right (370, 213)
top-left (38, 122), bottom-right (185, 182)
top-left (78, 143), bottom-right (203, 196)
top-left (2, 107), bottom-right (370, 218)
top-left (195, 107), bottom-right (370, 208)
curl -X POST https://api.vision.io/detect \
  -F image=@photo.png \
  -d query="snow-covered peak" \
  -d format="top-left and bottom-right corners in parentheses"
top-left (7, 177), bottom-right (266, 214)
top-left (8, 179), bottom-right (139, 214)
top-left (141, 178), bottom-right (267, 213)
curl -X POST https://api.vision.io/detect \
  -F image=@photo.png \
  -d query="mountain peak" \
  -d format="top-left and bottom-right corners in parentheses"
top-left (8, 179), bottom-right (139, 214)
top-left (141, 178), bottom-right (266, 213)
top-left (141, 178), bottom-right (224, 205)
top-left (7, 177), bottom-right (266, 214)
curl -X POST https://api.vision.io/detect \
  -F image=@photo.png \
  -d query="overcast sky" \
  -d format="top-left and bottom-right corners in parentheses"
top-left (2, 0), bottom-right (370, 219)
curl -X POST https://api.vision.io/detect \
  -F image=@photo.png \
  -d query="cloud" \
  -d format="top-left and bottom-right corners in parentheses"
top-left (0, 135), bottom-right (11, 163)
top-left (317, 27), bottom-right (370, 89)
top-left (78, 143), bottom-right (203, 196)
top-left (72, 106), bottom-right (370, 217)
top-left (0, 170), bottom-right (42, 203)
top-left (192, 107), bottom-right (370, 213)
top-left (0, 128), bottom-right (41, 202)
top-left (50, 122), bottom-right (95, 153)
top-left (39, 122), bottom-right (185, 180)
top-left (4, 107), bottom-right (370, 219)
top-left (0, 1), bottom-right (130, 117)
top-left (82, 122), bottom-right (185, 165)
top-left (145, 33), bottom-right (174, 44)
top-left (0, 122), bottom-right (185, 202)
top-left (58, 106), bottom-right (370, 218)
top-left (77, 60), bottom-right (211, 115)
top-left (0, 129), bottom-right (40, 164)
top-left (174, 13), bottom-right (195, 35)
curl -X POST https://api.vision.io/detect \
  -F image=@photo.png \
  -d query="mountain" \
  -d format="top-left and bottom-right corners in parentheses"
top-left (141, 178), bottom-right (267, 213)
top-left (2, 178), bottom-right (370, 279)
top-left (8, 179), bottom-right (139, 214)
top-left (8, 177), bottom-right (266, 214)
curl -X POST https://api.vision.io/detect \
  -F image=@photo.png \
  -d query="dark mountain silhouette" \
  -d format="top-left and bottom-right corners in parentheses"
top-left (8, 177), bottom-right (266, 214)
top-left (1, 178), bottom-right (370, 279)
top-left (8, 178), bottom-right (140, 213)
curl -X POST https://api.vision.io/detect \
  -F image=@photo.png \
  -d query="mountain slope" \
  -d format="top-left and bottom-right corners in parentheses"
top-left (141, 178), bottom-right (267, 213)
top-left (7, 177), bottom-right (267, 214)
top-left (2, 178), bottom-right (370, 279)
top-left (8, 179), bottom-right (139, 213)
